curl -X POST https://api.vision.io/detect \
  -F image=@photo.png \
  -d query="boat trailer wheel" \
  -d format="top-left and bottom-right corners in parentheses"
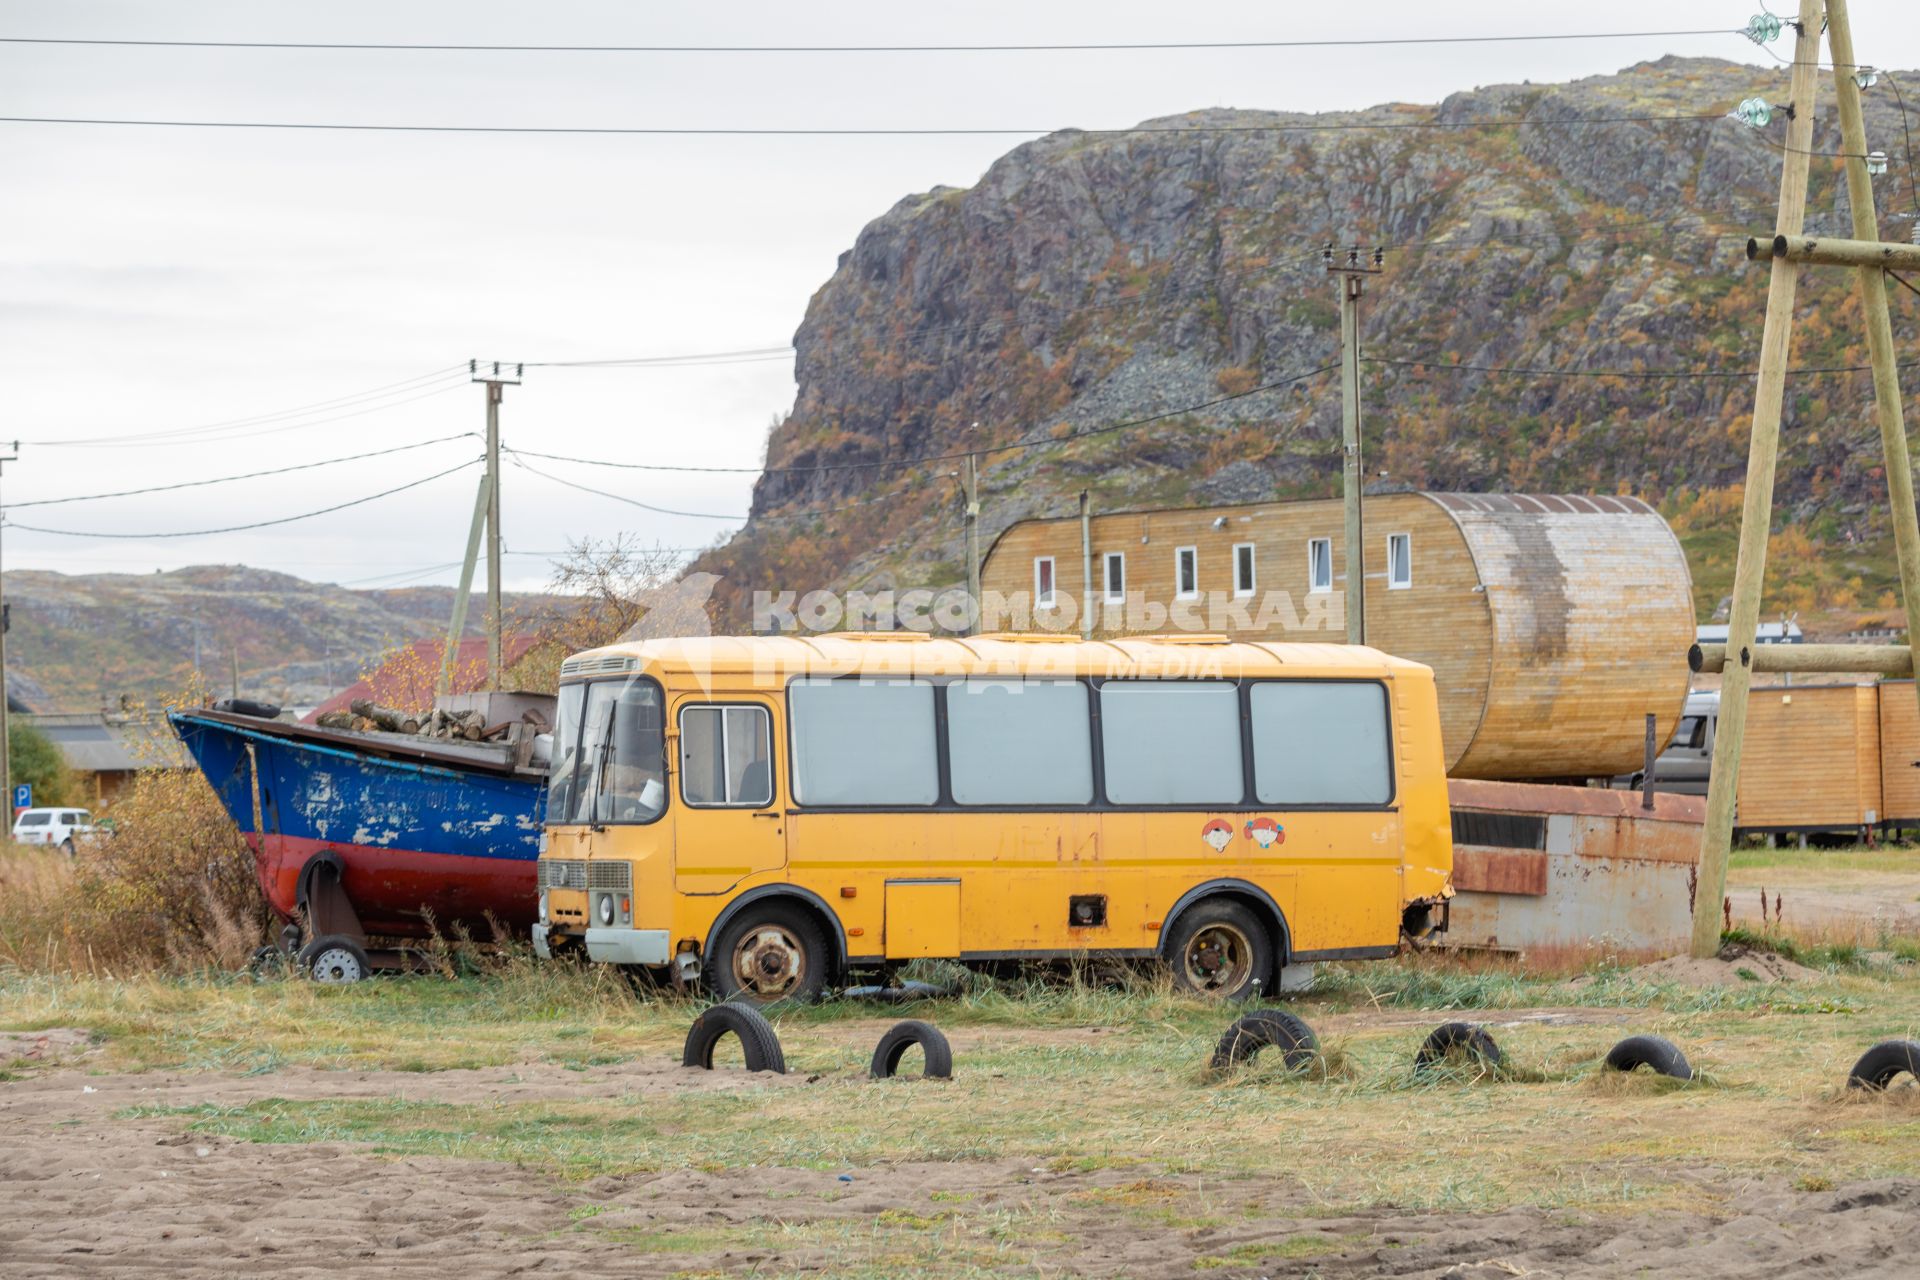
top-left (300, 934), bottom-right (371, 984)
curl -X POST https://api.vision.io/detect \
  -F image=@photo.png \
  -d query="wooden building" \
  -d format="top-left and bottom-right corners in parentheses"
top-left (18, 712), bottom-right (190, 806)
top-left (1879, 680), bottom-right (1920, 825)
top-left (1733, 683), bottom-right (1882, 833)
top-left (979, 492), bottom-right (1694, 780)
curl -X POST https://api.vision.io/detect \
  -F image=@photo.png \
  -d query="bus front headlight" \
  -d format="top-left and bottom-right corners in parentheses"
top-left (597, 894), bottom-right (615, 926)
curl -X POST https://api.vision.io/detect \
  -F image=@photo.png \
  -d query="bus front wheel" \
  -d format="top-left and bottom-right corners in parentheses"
top-left (1166, 900), bottom-right (1272, 1001)
top-left (710, 903), bottom-right (829, 1006)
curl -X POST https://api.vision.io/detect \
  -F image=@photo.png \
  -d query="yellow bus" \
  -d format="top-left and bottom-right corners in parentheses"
top-left (532, 633), bottom-right (1452, 1001)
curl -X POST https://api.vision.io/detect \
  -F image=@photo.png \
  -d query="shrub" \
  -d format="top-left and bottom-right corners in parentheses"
top-left (8, 721), bottom-right (78, 808)
top-left (0, 764), bottom-right (266, 975)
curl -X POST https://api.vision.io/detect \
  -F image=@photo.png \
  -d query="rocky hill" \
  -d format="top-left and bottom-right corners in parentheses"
top-left (696, 57), bottom-right (1920, 636)
top-left (4, 565), bottom-right (559, 712)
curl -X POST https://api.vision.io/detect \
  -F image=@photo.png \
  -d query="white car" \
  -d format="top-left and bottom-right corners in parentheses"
top-left (12, 807), bottom-right (95, 854)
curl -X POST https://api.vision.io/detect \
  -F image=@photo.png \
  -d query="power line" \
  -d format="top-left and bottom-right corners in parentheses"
top-left (0, 112), bottom-right (1730, 138)
top-left (0, 29), bottom-right (1742, 54)
top-left (508, 447), bottom-right (762, 475)
top-left (0, 433), bottom-right (474, 508)
top-left (515, 363), bottom-right (1339, 492)
top-left (27, 370), bottom-right (472, 449)
top-left (23, 364), bottom-right (467, 446)
top-left (524, 347), bottom-right (796, 368)
top-left (525, 205), bottom-right (1782, 370)
top-left (1367, 355), bottom-right (1920, 379)
top-left (5, 457), bottom-right (479, 539)
top-left (503, 451), bottom-right (746, 520)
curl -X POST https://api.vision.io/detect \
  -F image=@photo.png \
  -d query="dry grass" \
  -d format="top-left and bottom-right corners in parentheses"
top-left (22, 956), bottom-right (1906, 1214)
top-left (0, 765), bottom-right (267, 976)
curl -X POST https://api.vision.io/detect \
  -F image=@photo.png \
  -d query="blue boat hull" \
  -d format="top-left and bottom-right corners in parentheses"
top-left (170, 710), bottom-right (546, 937)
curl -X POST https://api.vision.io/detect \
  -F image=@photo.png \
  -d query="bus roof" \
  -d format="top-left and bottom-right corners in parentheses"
top-left (559, 633), bottom-right (1433, 685)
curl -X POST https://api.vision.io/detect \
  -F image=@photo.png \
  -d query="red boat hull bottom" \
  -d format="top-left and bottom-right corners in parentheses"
top-left (253, 834), bottom-right (536, 940)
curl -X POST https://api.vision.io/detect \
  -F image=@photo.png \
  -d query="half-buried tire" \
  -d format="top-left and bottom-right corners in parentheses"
top-left (869, 1020), bottom-right (953, 1080)
top-left (1208, 1009), bottom-right (1318, 1074)
top-left (1846, 1040), bottom-right (1920, 1091)
top-left (683, 1001), bottom-right (787, 1074)
top-left (1414, 1021), bottom-right (1504, 1072)
top-left (1603, 1034), bottom-right (1693, 1081)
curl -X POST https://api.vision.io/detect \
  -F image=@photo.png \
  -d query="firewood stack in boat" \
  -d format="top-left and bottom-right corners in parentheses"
top-left (315, 698), bottom-right (547, 745)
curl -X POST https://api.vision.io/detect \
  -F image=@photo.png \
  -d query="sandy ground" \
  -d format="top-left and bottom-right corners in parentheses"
top-left (1727, 867), bottom-right (1920, 935)
top-left (4, 1026), bottom-right (1919, 1278)
top-left (1598, 946), bottom-right (1825, 987)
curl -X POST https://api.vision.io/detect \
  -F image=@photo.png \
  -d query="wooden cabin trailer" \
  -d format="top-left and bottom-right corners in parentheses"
top-left (1733, 683), bottom-right (1882, 836)
top-left (1879, 680), bottom-right (1920, 827)
top-left (980, 492), bottom-right (1695, 781)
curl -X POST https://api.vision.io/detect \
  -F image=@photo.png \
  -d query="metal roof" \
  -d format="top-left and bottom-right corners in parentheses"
top-left (18, 713), bottom-right (190, 773)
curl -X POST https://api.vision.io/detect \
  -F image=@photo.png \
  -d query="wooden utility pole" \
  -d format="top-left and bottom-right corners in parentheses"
top-left (0, 443), bottom-right (16, 809)
top-left (963, 447), bottom-right (981, 636)
top-left (1326, 244), bottom-right (1382, 646)
top-left (464, 361), bottom-right (520, 692)
top-left (1079, 489), bottom-right (1094, 639)
top-left (1691, 0), bottom-right (1825, 958)
top-left (1827, 0), bottom-right (1920, 734)
top-left (437, 471), bottom-right (492, 697)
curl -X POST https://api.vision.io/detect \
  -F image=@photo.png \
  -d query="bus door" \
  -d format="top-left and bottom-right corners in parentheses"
top-left (671, 700), bottom-right (786, 895)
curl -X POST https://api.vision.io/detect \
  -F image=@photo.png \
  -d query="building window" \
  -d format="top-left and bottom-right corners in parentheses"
top-left (1233, 543), bottom-right (1256, 598)
top-left (1103, 551), bottom-right (1126, 604)
top-left (1308, 538), bottom-right (1332, 593)
top-left (1387, 533), bottom-right (1412, 590)
top-left (1034, 556), bottom-right (1056, 608)
top-left (1175, 546), bottom-right (1199, 600)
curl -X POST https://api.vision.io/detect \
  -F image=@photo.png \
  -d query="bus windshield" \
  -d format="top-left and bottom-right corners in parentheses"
top-left (548, 676), bottom-right (666, 825)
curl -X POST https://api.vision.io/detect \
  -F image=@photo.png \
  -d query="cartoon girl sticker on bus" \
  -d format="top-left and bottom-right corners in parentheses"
top-left (1199, 818), bottom-right (1235, 853)
top-left (1244, 816), bottom-right (1285, 849)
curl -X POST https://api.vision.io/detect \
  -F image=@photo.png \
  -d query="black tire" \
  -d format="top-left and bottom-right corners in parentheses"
top-left (1846, 1040), bottom-right (1920, 1090)
top-left (59, 839), bottom-right (75, 857)
top-left (1208, 1008), bottom-right (1319, 1074)
top-left (682, 1002), bottom-right (787, 1074)
top-left (869, 1020), bottom-right (954, 1080)
top-left (1165, 899), bottom-right (1274, 1001)
top-left (709, 902), bottom-right (831, 1006)
top-left (299, 934), bottom-right (371, 984)
top-left (1603, 1034), bottom-right (1692, 1080)
top-left (1415, 1021), bottom-right (1504, 1071)
top-left (213, 697), bottom-right (283, 719)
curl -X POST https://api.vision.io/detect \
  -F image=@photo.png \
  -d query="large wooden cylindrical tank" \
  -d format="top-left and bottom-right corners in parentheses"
top-left (978, 491), bottom-right (1695, 780)
top-left (1424, 493), bottom-right (1696, 779)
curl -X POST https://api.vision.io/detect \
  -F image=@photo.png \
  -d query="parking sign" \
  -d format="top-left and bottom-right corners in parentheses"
top-left (12, 783), bottom-right (29, 810)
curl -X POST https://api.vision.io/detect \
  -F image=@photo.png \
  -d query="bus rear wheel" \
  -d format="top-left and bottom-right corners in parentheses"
top-left (711, 904), bottom-right (829, 1006)
top-left (1166, 900), bottom-right (1272, 1001)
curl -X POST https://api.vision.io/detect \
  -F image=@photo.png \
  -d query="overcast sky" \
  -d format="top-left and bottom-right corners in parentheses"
top-left (1, 1), bottom-right (1906, 592)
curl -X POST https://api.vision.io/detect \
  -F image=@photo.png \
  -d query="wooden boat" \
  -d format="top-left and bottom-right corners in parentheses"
top-left (170, 705), bottom-right (548, 958)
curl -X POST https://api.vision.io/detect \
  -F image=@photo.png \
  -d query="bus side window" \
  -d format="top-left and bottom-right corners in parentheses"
top-left (948, 679), bottom-right (1093, 805)
top-left (1249, 681), bottom-right (1393, 806)
top-left (680, 706), bottom-right (774, 807)
top-left (790, 679), bottom-right (939, 806)
top-left (1099, 681), bottom-right (1244, 805)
